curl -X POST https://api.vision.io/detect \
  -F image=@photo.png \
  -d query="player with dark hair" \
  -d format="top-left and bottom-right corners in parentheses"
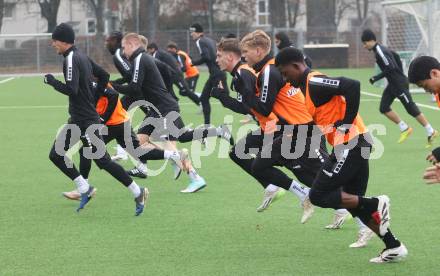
top-left (275, 47), bottom-right (408, 263)
top-left (44, 23), bottom-right (148, 216)
top-left (111, 33), bottom-right (235, 193)
top-left (274, 31), bottom-right (312, 68)
top-left (166, 41), bottom-right (200, 95)
top-left (408, 56), bottom-right (440, 183)
top-left (214, 36), bottom-right (319, 223)
top-left (189, 23), bottom-right (229, 125)
top-left (361, 29), bottom-right (437, 146)
top-left (147, 42), bottom-right (200, 106)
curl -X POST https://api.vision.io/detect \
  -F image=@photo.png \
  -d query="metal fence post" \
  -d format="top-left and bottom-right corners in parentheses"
top-left (36, 36), bottom-right (41, 73)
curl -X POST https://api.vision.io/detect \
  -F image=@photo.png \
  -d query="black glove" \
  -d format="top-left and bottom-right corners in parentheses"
top-left (44, 74), bottom-right (56, 85)
top-left (334, 120), bottom-right (349, 134)
top-left (211, 87), bottom-right (224, 99)
top-left (369, 76), bottom-right (377, 85)
top-left (111, 82), bottom-right (121, 92)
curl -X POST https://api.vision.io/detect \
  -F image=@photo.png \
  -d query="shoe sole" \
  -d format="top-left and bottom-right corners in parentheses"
top-left (64, 188), bottom-right (97, 201)
top-left (181, 184), bottom-right (207, 193)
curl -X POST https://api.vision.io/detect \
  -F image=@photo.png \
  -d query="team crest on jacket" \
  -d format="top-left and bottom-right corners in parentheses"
top-left (287, 87), bottom-right (300, 97)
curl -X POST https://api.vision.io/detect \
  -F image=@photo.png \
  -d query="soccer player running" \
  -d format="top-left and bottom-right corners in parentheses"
top-left (62, 79), bottom-right (186, 199)
top-left (147, 42), bottom-right (200, 106)
top-left (213, 34), bottom-right (316, 223)
top-left (111, 33), bottom-right (234, 193)
top-left (166, 42), bottom-right (200, 95)
top-left (276, 47), bottom-right (408, 263)
top-left (43, 23), bottom-right (148, 216)
top-left (189, 23), bottom-right (229, 125)
top-left (105, 32), bottom-right (190, 179)
top-left (408, 56), bottom-right (440, 184)
top-left (361, 29), bottom-right (438, 147)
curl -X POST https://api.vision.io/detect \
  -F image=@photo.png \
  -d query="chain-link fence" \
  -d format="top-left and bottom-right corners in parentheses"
top-left (0, 24), bottom-right (383, 75)
top-left (0, 33), bottom-right (116, 75)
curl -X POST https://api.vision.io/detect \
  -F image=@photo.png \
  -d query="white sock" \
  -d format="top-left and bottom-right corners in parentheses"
top-left (265, 184), bottom-right (279, 193)
top-left (398, 121), bottom-right (409, 132)
top-left (424, 123), bottom-right (434, 136)
top-left (136, 162), bottom-right (147, 173)
top-left (74, 176), bottom-right (90, 194)
top-left (215, 126), bottom-right (222, 136)
top-left (335, 208), bottom-right (350, 215)
top-left (116, 144), bottom-right (127, 156)
top-left (188, 169), bottom-right (201, 181)
top-left (128, 181), bottom-right (141, 198)
top-left (355, 217), bottom-right (368, 231)
top-left (288, 180), bottom-right (309, 202)
top-left (164, 150), bottom-right (178, 159)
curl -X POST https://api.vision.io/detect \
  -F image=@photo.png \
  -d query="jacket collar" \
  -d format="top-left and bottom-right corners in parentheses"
top-left (130, 47), bottom-right (145, 61)
top-left (252, 54), bottom-right (273, 73)
top-left (63, 45), bottom-right (76, 57)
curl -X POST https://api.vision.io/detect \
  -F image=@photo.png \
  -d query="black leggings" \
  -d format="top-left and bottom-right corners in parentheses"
top-left (49, 120), bottom-right (133, 187)
top-left (380, 84), bottom-right (421, 117)
top-left (200, 72), bottom-right (229, 125)
top-left (79, 123), bottom-right (165, 179)
top-left (173, 73), bottom-right (200, 105)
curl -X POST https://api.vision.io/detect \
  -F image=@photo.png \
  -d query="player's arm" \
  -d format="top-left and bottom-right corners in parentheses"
top-left (45, 56), bottom-right (80, 96)
top-left (191, 40), bottom-right (209, 66)
top-left (242, 66), bottom-right (280, 116)
top-left (212, 84), bottom-right (250, 115)
top-left (113, 50), bottom-right (133, 82)
top-left (309, 76), bottom-right (360, 127)
top-left (112, 56), bottom-right (145, 98)
top-left (89, 58), bottom-right (110, 94)
top-left (371, 46), bottom-right (397, 82)
top-left (99, 88), bottom-right (119, 123)
top-left (156, 60), bottom-right (173, 85)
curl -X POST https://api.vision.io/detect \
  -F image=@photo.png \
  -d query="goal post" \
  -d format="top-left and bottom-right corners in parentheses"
top-left (379, 0), bottom-right (440, 92)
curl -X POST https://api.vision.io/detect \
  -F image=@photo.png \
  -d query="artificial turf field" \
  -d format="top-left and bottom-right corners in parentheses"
top-left (0, 68), bottom-right (439, 275)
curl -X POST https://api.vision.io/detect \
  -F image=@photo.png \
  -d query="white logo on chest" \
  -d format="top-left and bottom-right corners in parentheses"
top-left (287, 87), bottom-right (300, 97)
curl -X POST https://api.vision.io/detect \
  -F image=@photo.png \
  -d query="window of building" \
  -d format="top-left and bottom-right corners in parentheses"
top-left (87, 19), bottom-right (96, 34)
top-left (4, 3), bottom-right (16, 19)
top-left (4, 40), bottom-right (17, 49)
top-left (256, 0), bottom-right (269, 26)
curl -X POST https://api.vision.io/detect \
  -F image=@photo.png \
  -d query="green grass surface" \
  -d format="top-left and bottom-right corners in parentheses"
top-left (0, 69), bottom-right (439, 275)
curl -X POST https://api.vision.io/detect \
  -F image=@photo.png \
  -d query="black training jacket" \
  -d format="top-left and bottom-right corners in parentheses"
top-left (49, 46), bottom-right (104, 122)
top-left (372, 43), bottom-right (408, 89)
top-left (112, 48), bottom-right (179, 114)
top-left (192, 35), bottom-right (221, 75)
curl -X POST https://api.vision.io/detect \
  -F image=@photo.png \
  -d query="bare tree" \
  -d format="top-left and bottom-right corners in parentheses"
top-left (356, 0), bottom-right (369, 23)
top-left (0, 0), bottom-right (4, 33)
top-left (37, 0), bottom-right (61, 32)
top-left (88, 0), bottom-right (105, 36)
top-left (334, 0), bottom-right (355, 29)
top-left (287, 0), bottom-right (304, 28)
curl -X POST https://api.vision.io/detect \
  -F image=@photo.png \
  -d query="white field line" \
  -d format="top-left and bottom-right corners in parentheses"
top-left (0, 101), bottom-right (219, 110)
top-left (361, 90), bottom-right (439, 111)
top-left (0, 96), bottom-right (398, 110)
top-left (0, 77), bottom-right (15, 84)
